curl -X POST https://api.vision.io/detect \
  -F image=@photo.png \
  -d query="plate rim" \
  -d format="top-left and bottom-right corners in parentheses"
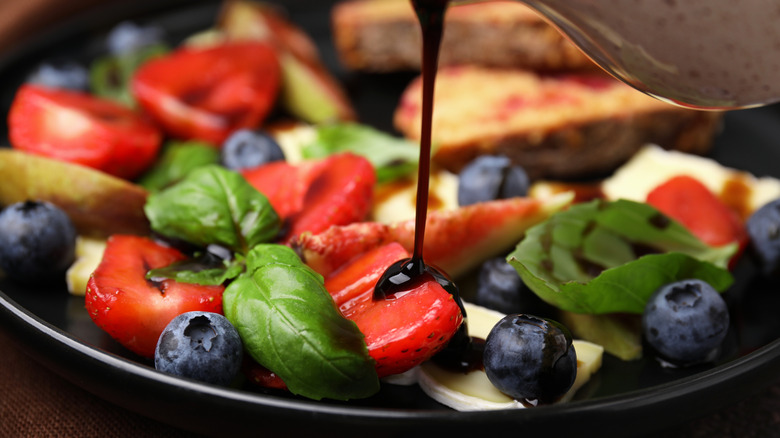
top-left (3, 286), bottom-right (780, 436)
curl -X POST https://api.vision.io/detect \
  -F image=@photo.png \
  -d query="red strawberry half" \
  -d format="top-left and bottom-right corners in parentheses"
top-left (8, 84), bottom-right (162, 179)
top-left (85, 235), bottom-right (224, 358)
top-left (242, 360), bottom-right (288, 391)
top-left (132, 42), bottom-right (281, 145)
top-left (241, 159), bottom-right (325, 220)
top-left (242, 153), bottom-right (376, 242)
top-left (646, 175), bottom-right (748, 266)
top-left (324, 242), bottom-right (463, 377)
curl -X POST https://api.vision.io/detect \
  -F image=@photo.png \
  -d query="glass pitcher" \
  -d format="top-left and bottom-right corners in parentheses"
top-left (456, 0), bottom-right (780, 109)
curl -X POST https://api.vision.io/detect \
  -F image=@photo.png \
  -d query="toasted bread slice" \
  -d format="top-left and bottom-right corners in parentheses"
top-left (394, 66), bottom-right (723, 179)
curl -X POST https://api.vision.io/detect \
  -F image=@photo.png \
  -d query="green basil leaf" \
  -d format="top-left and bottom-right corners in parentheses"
top-left (508, 199), bottom-right (735, 314)
top-left (144, 165), bottom-right (281, 253)
top-left (147, 252), bottom-right (244, 286)
top-left (302, 123), bottom-right (419, 183)
top-left (89, 44), bottom-right (169, 107)
top-left (223, 244), bottom-right (378, 401)
top-left (138, 141), bottom-right (220, 191)
top-left (244, 244), bottom-right (320, 279)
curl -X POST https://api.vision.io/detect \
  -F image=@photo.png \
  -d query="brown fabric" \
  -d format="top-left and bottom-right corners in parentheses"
top-left (0, 329), bottom-right (201, 438)
top-left (0, 0), bottom-right (106, 54)
top-left (1, 328), bottom-right (779, 437)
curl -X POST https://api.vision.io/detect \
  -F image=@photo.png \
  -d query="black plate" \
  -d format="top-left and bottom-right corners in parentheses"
top-left (1, 1), bottom-right (780, 436)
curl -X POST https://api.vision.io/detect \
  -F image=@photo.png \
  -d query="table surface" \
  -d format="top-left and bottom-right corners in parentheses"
top-left (0, 1), bottom-right (779, 436)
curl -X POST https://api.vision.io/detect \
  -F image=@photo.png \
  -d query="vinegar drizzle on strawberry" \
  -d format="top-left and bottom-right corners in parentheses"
top-left (373, 0), bottom-right (454, 301)
top-left (373, 0), bottom-right (468, 333)
top-left (372, 0), bottom-right (478, 374)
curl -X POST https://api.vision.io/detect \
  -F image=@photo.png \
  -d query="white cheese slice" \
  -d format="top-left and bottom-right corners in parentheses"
top-left (601, 144), bottom-right (780, 213)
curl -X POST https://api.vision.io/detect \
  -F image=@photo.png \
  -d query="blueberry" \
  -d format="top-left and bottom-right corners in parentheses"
top-left (642, 279), bottom-right (730, 365)
top-left (0, 201), bottom-right (77, 284)
top-left (458, 155), bottom-right (529, 206)
top-left (476, 257), bottom-right (526, 314)
top-left (106, 21), bottom-right (165, 54)
top-left (26, 61), bottom-right (89, 91)
top-left (155, 311), bottom-right (243, 386)
top-left (220, 129), bottom-right (285, 171)
top-left (746, 199), bottom-right (780, 277)
top-left (483, 314), bottom-right (577, 404)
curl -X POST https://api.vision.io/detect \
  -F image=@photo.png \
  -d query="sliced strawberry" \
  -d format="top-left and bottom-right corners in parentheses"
top-left (242, 359), bottom-right (288, 391)
top-left (351, 279), bottom-right (462, 377)
top-left (8, 84), bottom-right (162, 179)
top-left (294, 195), bottom-right (571, 278)
top-left (289, 153), bottom-right (375, 241)
top-left (85, 235), bottom-right (224, 358)
top-left (324, 242), bottom-right (463, 377)
top-left (131, 42), bottom-right (280, 145)
top-left (219, 1), bottom-right (356, 123)
top-left (324, 242), bottom-right (410, 314)
top-left (241, 159), bottom-right (325, 220)
top-left (242, 153), bottom-right (375, 242)
top-left (646, 175), bottom-right (748, 265)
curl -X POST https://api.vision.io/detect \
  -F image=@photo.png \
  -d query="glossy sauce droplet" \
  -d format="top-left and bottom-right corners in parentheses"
top-left (432, 334), bottom-right (485, 374)
top-left (374, 258), bottom-right (459, 300)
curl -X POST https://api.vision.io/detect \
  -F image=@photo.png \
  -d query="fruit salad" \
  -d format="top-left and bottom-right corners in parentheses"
top-left (1, 0), bottom-right (780, 413)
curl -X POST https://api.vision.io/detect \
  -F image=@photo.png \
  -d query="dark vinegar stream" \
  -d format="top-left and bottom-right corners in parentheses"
top-left (372, 0), bottom-right (475, 369)
top-left (373, 0), bottom-right (453, 300)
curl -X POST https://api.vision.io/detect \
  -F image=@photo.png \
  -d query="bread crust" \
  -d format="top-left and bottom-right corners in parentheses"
top-left (435, 110), bottom-right (722, 180)
top-left (332, 0), bottom-right (594, 72)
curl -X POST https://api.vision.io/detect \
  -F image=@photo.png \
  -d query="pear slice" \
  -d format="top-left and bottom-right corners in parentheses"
top-left (219, 0), bottom-right (356, 123)
top-left (66, 236), bottom-right (107, 296)
top-left (277, 51), bottom-right (356, 124)
top-left (0, 149), bottom-right (150, 238)
top-left (559, 310), bottom-right (643, 361)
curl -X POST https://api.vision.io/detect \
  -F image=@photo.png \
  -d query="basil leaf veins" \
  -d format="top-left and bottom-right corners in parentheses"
top-left (144, 165), bottom-right (281, 253)
top-left (508, 199), bottom-right (736, 314)
top-left (223, 244), bottom-right (379, 401)
top-left (147, 251), bottom-right (245, 286)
